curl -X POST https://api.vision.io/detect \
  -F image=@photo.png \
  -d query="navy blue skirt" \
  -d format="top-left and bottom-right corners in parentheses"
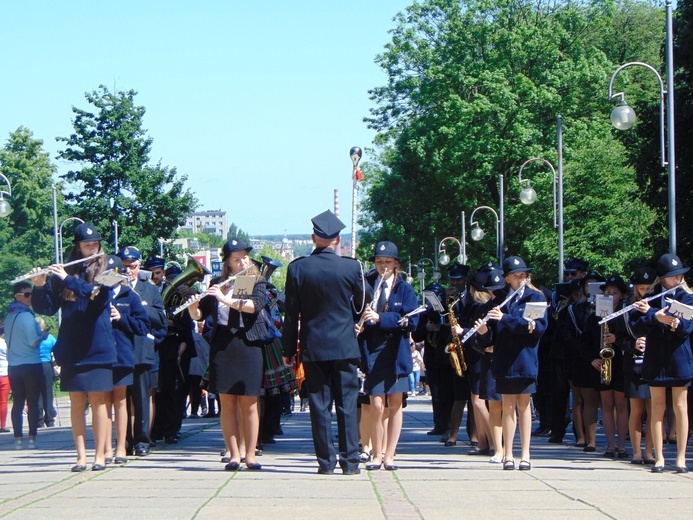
top-left (495, 378), bottom-right (536, 395)
top-left (479, 358), bottom-right (501, 402)
top-left (61, 365), bottom-right (113, 393)
top-left (113, 367), bottom-right (134, 388)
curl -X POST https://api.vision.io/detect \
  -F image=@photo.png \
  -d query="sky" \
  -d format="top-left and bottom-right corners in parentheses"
top-left (0, 1), bottom-right (413, 236)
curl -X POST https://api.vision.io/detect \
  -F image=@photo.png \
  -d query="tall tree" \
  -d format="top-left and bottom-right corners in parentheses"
top-left (227, 222), bottom-right (251, 245)
top-left (0, 127), bottom-right (61, 316)
top-left (57, 86), bottom-right (196, 257)
top-left (361, 0), bottom-right (659, 285)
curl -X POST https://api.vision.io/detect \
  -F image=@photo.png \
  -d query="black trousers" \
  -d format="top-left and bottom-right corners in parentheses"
top-left (127, 364), bottom-right (152, 448)
top-left (153, 357), bottom-right (179, 439)
top-left (550, 360), bottom-right (571, 440)
top-left (303, 359), bottom-right (360, 472)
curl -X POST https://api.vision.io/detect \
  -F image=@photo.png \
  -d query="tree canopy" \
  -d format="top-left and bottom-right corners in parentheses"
top-left (360, 0), bottom-right (664, 286)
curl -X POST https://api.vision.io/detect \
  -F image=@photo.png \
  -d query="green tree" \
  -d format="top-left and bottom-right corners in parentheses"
top-left (227, 222), bottom-right (251, 244)
top-left (57, 85), bottom-right (196, 257)
top-left (0, 127), bottom-right (62, 318)
top-left (361, 0), bottom-right (659, 285)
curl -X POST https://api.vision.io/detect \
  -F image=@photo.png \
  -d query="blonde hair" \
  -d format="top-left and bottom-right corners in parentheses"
top-left (470, 285), bottom-right (491, 304)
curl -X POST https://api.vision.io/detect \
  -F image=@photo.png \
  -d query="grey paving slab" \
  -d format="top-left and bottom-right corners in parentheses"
top-left (2, 395), bottom-right (693, 519)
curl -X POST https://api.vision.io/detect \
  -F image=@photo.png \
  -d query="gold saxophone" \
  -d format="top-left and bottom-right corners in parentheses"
top-left (599, 322), bottom-right (614, 385)
top-left (445, 295), bottom-right (467, 378)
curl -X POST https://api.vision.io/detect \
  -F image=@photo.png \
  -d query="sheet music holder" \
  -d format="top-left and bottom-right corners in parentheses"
top-left (523, 302), bottom-right (548, 320)
top-left (230, 276), bottom-right (256, 298)
top-left (595, 295), bottom-right (614, 319)
top-left (423, 291), bottom-right (445, 312)
top-left (665, 298), bottom-right (693, 320)
top-left (554, 282), bottom-right (572, 299)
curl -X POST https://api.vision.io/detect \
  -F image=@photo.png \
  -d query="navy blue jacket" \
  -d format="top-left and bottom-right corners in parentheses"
top-left (32, 272), bottom-right (116, 367)
top-left (283, 247), bottom-right (367, 362)
top-left (629, 286), bottom-right (693, 386)
top-left (359, 274), bottom-right (419, 377)
top-left (490, 285), bottom-right (548, 381)
top-left (112, 285), bottom-right (151, 370)
top-left (132, 278), bottom-right (167, 366)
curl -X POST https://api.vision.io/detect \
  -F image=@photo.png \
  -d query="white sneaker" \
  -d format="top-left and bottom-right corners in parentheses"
top-left (14, 441), bottom-right (23, 450)
top-left (27, 440), bottom-right (38, 450)
top-left (489, 454), bottom-right (503, 464)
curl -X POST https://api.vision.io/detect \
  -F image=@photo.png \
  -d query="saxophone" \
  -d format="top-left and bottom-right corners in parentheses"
top-left (445, 295), bottom-right (467, 378)
top-left (599, 322), bottom-right (614, 385)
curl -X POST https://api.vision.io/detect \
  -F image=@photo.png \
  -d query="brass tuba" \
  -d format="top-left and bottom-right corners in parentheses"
top-left (252, 255), bottom-right (283, 282)
top-left (599, 322), bottom-right (614, 385)
top-left (162, 255), bottom-right (212, 314)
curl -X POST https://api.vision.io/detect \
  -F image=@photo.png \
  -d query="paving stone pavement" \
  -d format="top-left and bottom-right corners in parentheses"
top-left (1, 395), bottom-right (692, 519)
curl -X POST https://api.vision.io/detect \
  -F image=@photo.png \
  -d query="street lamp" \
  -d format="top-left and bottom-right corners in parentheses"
top-left (607, 0), bottom-right (675, 254)
top-left (517, 121), bottom-right (565, 283)
top-left (469, 205), bottom-right (501, 264)
top-left (415, 257), bottom-right (440, 304)
top-left (349, 146), bottom-right (363, 257)
top-left (438, 237), bottom-right (465, 266)
top-left (0, 173), bottom-right (13, 217)
top-left (58, 217), bottom-right (84, 263)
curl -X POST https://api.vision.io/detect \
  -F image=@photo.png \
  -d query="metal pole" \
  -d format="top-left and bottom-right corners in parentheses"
top-left (113, 220), bottom-right (118, 253)
top-left (52, 185), bottom-right (59, 264)
top-left (557, 116), bottom-right (565, 283)
top-left (665, 0), bottom-right (676, 254)
top-left (499, 174), bottom-right (505, 264)
top-left (460, 211), bottom-right (467, 265)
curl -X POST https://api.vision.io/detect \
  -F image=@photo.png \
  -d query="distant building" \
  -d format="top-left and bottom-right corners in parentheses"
top-left (180, 210), bottom-right (228, 237)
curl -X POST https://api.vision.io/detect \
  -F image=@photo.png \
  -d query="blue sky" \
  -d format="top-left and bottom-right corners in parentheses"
top-left (0, 1), bottom-right (412, 235)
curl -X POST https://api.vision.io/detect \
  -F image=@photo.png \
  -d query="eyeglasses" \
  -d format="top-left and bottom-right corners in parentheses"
top-left (15, 292), bottom-right (31, 298)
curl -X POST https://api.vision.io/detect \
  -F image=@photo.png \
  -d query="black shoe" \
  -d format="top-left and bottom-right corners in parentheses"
top-left (676, 466), bottom-right (689, 474)
top-left (427, 428), bottom-right (446, 436)
top-left (651, 465), bottom-right (665, 473)
top-left (246, 462), bottom-right (262, 470)
top-left (91, 464), bottom-right (106, 471)
top-left (165, 437), bottom-right (178, 445)
top-left (262, 437), bottom-right (276, 444)
top-left (135, 445), bottom-right (150, 457)
top-left (468, 447), bottom-right (490, 455)
top-left (114, 457), bottom-right (128, 464)
top-left (532, 426), bottom-right (551, 437)
top-left (383, 464), bottom-right (398, 471)
top-left (71, 464), bottom-right (87, 473)
top-left (317, 467), bottom-right (334, 475)
top-left (342, 468), bottom-right (361, 475)
top-left (604, 450), bottom-right (615, 458)
top-left (547, 437), bottom-right (563, 444)
top-left (225, 461), bottom-right (240, 471)
top-left (149, 441), bottom-right (156, 448)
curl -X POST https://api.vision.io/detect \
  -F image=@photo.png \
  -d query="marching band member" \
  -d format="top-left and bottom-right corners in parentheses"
top-left (487, 256), bottom-right (548, 471)
top-left (31, 222), bottom-right (115, 472)
top-left (188, 238), bottom-right (267, 471)
top-left (358, 241), bottom-right (419, 471)
top-left (624, 267), bottom-right (656, 465)
top-left (631, 254), bottom-right (693, 473)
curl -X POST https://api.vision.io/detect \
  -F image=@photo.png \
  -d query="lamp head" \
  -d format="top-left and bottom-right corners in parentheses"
top-left (349, 146), bottom-right (362, 168)
top-left (433, 269), bottom-right (441, 281)
top-left (438, 252), bottom-right (450, 266)
top-left (417, 271), bottom-right (425, 280)
top-left (470, 224), bottom-right (485, 242)
top-left (610, 100), bottom-right (636, 130)
top-left (519, 184), bottom-right (537, 205)
top-left (0, 196), bottom-right (11, 218)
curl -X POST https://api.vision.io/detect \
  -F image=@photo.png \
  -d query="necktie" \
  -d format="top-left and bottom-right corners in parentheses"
top-left (377, 281), bottom-right (388, 312)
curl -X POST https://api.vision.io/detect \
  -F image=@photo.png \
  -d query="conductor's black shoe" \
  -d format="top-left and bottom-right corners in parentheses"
top-left (317, 467), bottom-right (334, 475)
top-left (342, 468), bottom-right (361, 475)
top-left (547, 437), bottom-right (563, 444)
top-left (426, 428), bottom-right (447, 436)
top-left (164, 437), bottom-right (178, 445)
top-left (531, 426), bottom-right (551, 437)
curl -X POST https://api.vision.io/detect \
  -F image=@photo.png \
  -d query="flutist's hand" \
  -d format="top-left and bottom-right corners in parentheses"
top-left (30, 267), bottom-right (48, 287)
top-left (486, 307), bottom-right (503, 322)
top-left (635, 337), bottom-right (646, 354)
top-left (452, 324), bottom-right (463, 336)
top-left (655, 305), bottom-right (677, 328)
top-left (110, 305), bottom-right (121, 322)
top-left (186, 295), bottom-right (201, 320)
top-left (633, 300), bottom-right (650, 314)
top-left (474, 318), bottom-right (488, 335)
top-left (48, 264), bottom-right (68, 280)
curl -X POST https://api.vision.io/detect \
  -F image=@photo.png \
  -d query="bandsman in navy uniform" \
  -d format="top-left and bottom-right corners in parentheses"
top-left (282, 210), bottom-right (368, 475)
top-left (118, 247), bottom-right (167, 457)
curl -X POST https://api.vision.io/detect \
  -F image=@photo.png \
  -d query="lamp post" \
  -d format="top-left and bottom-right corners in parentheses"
top-left (415, 257), bottom-right (440, 304)
top-left (0, 173), bottom-right (12, 218)
top-left (438, 237), bottom-right (465, 267)
top-left (469, 205), bottom-right (501, 264)
top-left (607, 1), bottom-right (675, 254)
top-left (349, 146), bottom-right (362, 257)
top-left (517, 130), bottom-right (564, 283)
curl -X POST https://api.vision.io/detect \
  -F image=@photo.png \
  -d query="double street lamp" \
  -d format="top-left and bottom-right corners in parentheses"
top-left (607, 0), bottom-right (676, 253)
top-left (438, 210), bottom-right (468, 267)
top-left (469, 205), bottom-right (501, 265)
top-left (516, 117), bottom-right (565, 282)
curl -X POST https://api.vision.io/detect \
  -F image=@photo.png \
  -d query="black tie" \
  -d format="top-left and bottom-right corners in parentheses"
top-left (377, 281), bottom-right (388, 312)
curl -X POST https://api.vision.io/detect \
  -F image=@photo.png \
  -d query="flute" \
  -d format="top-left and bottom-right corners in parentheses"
top-left (598, 283), bottom-right (683, 325)
top-left (10, 252), bottom-right (106, 284)
top-left (172, 265), bottom-right (253, 316)
top-left (460, 278), bottom-right (530, 344)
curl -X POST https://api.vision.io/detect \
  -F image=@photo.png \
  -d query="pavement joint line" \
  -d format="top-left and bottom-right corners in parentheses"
top-left (191, 471), bottom-right (238, 519)
top-left (369, 469), bottom-right (423, 520)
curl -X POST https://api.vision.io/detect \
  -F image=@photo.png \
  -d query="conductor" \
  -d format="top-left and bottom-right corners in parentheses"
top-left (282, 210), bottom-right (368, 475)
